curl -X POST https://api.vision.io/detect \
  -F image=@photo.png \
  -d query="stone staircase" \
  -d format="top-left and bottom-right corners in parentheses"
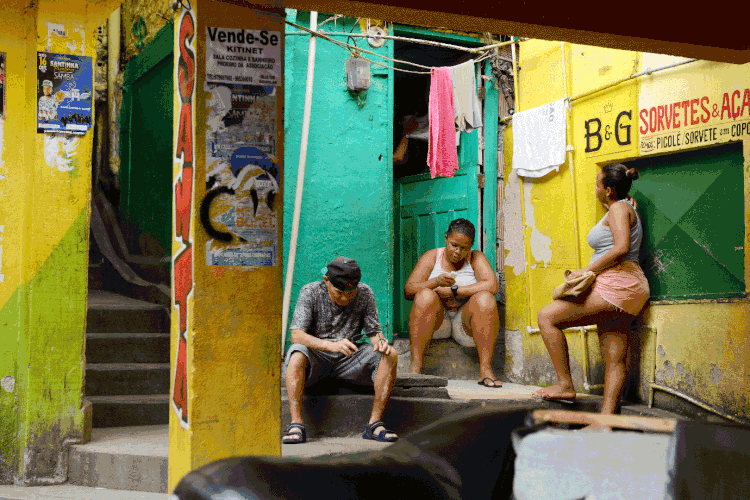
top-left (85, 290), bottom-right (171, 428)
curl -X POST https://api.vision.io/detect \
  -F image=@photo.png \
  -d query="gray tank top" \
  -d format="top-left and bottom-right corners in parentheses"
top-left (587, 199), bottom-right (643, 264)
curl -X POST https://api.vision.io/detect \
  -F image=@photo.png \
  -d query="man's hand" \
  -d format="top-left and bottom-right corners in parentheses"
top-left (434, 273), bottom-right (456, 287)
top-left (373, 337), bottom-right (394, 356)
top-left (435, 286), bottom-right (454, 298)
top-left (327, 338), bottom-right (359, 356)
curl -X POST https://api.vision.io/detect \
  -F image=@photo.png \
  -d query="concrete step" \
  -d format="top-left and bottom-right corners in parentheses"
top-left (0, 484), bottom-right (164, 500)
top-left (69, 425), bottom-right (168, 493)
top-left (85, 363), bottom-right (170, 396)
top-left (86, 333), bottom-right (170, 364)
top-left (67, 381), bottom-right (689, 495)
top-left (87, 394), bottom-right (169, 428)
top-left (281, 373), bottom-right (451, 399)
top-left (394, 337), bottom-right (505, 381)
top-left (68, 426), bottom-right (395, 494)
top-left (86, 291), bottom-right (169, 334)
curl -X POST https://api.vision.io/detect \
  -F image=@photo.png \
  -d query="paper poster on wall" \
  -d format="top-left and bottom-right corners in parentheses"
top-left (0, 52), bottom-right (6, 118)
top-left (206, 26), bottom-right (281, 87)
top-left (36, 52), bottom-right (93, 134)
top-left (203, 80), bottom-right (279, 267)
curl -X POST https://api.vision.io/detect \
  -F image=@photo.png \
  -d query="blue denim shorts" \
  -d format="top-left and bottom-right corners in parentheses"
top-left (284, 342), bottom-right (382, 386)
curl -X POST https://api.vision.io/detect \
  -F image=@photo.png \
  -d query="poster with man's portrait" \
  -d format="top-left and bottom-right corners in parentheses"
top-left (36, 52), bottom-right (93, 134)
top-left (0, 52), bottom-right (6, 118)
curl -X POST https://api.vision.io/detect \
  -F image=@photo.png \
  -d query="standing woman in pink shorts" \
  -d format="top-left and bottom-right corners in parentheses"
top-left (533, 164), bottom-right (650, 414)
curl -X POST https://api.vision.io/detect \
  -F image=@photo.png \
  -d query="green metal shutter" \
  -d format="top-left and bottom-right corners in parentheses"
top-left (628, 142), bottom-right (745, 300)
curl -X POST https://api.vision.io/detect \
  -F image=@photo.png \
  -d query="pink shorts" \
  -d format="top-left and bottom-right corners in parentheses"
top-left (591, 261), bottom-right (650, 316)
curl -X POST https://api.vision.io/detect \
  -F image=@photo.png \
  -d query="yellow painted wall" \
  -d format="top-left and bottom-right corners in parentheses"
top-left (0, 0), bottom-right (120, 484)
top-left (504, 40), bottom-right (750, 422)
top-left (168, 0), bottom-right (284, 489)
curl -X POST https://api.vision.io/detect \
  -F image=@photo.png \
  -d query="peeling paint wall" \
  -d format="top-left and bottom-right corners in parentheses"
top-left (504, 39), bottom-right (750, 421)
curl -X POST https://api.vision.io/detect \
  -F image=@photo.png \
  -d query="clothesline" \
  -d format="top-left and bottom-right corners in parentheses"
top-left (285, 20), bottom-right (524, 75)
top-left (286, 30), bottom-right (510, 54)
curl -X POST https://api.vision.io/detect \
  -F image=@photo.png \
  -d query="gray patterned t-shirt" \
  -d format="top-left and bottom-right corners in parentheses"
top-left (290, 281), bottom-right (382, 342)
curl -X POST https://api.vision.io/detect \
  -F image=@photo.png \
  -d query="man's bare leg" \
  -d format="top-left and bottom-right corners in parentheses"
top-left (284, 352), bottom-right (307, 442)
top-left (369, 348), bottom-right (399, 439)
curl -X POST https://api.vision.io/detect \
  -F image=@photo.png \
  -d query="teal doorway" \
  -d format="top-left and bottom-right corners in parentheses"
top-left (391, 29), bottom-right (498, 336)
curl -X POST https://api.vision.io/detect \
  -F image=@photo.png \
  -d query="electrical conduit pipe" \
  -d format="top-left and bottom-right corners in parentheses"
top-left (281, 11), bottom-right (318, 353)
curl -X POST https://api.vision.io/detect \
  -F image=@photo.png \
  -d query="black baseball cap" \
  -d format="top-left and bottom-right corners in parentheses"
top-left (323, 257), bottom-right (361, 291)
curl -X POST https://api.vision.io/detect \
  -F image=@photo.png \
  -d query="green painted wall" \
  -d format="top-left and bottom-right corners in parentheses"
top-left (1, 208), bottom-right (88, 483)
top-left (283, 11), bottom-right (395, 341)
top-left (0, 288), bottom-right (21, 484)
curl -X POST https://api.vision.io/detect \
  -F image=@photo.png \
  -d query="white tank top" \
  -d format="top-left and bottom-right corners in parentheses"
top-left (427, 247), bottom-right (478, 287)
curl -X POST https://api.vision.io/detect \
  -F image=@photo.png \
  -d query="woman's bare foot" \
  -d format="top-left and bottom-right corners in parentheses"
top-left (582, 422), bottom-right (612, 432)
top-left (532, 383), bottom-right (576, 400)
top-left (407, 361), bottom-right (422, 374)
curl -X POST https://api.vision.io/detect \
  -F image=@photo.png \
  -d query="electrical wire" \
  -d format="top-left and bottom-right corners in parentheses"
top-left (288, 30), bottom-right (491, 54)
top-left (286, 19), bottom-right (500, 75)
top-left (287, 20), bottom-right (434, 70)
top-left (347, 17), bottom-right (361, 49)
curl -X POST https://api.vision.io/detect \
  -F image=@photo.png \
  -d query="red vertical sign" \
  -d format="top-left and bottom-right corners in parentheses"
top-left (172, 4), bottom-right (196, 428)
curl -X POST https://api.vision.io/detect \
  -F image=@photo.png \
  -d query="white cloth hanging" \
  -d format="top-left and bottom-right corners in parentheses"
top-left (512, 98), bottom-right (567, 178)
top-left (448, 61), bottom-right (483, 133)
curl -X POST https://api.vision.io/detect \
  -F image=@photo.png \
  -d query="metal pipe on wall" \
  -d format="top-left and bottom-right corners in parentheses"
top-left (650, 383), bottom-right (748, 425)
top-left (281, 11), bottom-right (318, 352)
top-left (500, 56), bottom-right (699, 125)
top-left (107, 7), bottom-right (121, 174)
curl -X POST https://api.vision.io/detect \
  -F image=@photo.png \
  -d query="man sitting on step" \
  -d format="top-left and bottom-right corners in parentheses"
top-left (283, 257), bottom-right (399, 444)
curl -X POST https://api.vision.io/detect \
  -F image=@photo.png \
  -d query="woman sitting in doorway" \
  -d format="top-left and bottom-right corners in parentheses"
top-left (533, 164), bottom-right (650, 414)
top-left (404, 218), bottom-right (502, 387)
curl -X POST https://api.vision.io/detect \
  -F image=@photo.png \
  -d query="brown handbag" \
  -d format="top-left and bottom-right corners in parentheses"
top-left (552, 270), bottom-right (597, 300)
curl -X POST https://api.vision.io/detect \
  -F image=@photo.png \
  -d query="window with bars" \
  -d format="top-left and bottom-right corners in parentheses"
top-left (626, 142), bottom-right (746, 301)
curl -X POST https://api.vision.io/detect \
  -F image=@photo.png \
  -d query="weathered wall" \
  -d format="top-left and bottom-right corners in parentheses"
top-left (283, 11), bottom-right (394, 341)
top-left (504, 40), bottom-right (750, 421)
top-left (0, 0), bottom-right (119, 485)
top-left (123, 0), bottom-right (174, 64)
top-left (168, 0), bottom-right (284, 489)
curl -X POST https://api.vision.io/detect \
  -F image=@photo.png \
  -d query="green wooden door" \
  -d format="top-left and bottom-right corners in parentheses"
top-left (119, 24), bottom-right (174, 255)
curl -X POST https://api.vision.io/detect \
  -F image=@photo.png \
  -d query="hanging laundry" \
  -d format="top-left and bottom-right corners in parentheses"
top-left (512, 98), bottom-right (567, 178)
top-left (449, 60), bottom-right (483, 133)
top-left (427, 67), bottom-right (459, 178)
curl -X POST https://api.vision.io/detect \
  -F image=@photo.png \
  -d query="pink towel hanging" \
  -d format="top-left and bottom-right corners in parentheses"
top-left (427, 67), bottom-right (459, 178)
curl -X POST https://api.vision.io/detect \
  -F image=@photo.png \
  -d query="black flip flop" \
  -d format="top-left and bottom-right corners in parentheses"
top-left (478, 377), bottom-right (503, 388)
